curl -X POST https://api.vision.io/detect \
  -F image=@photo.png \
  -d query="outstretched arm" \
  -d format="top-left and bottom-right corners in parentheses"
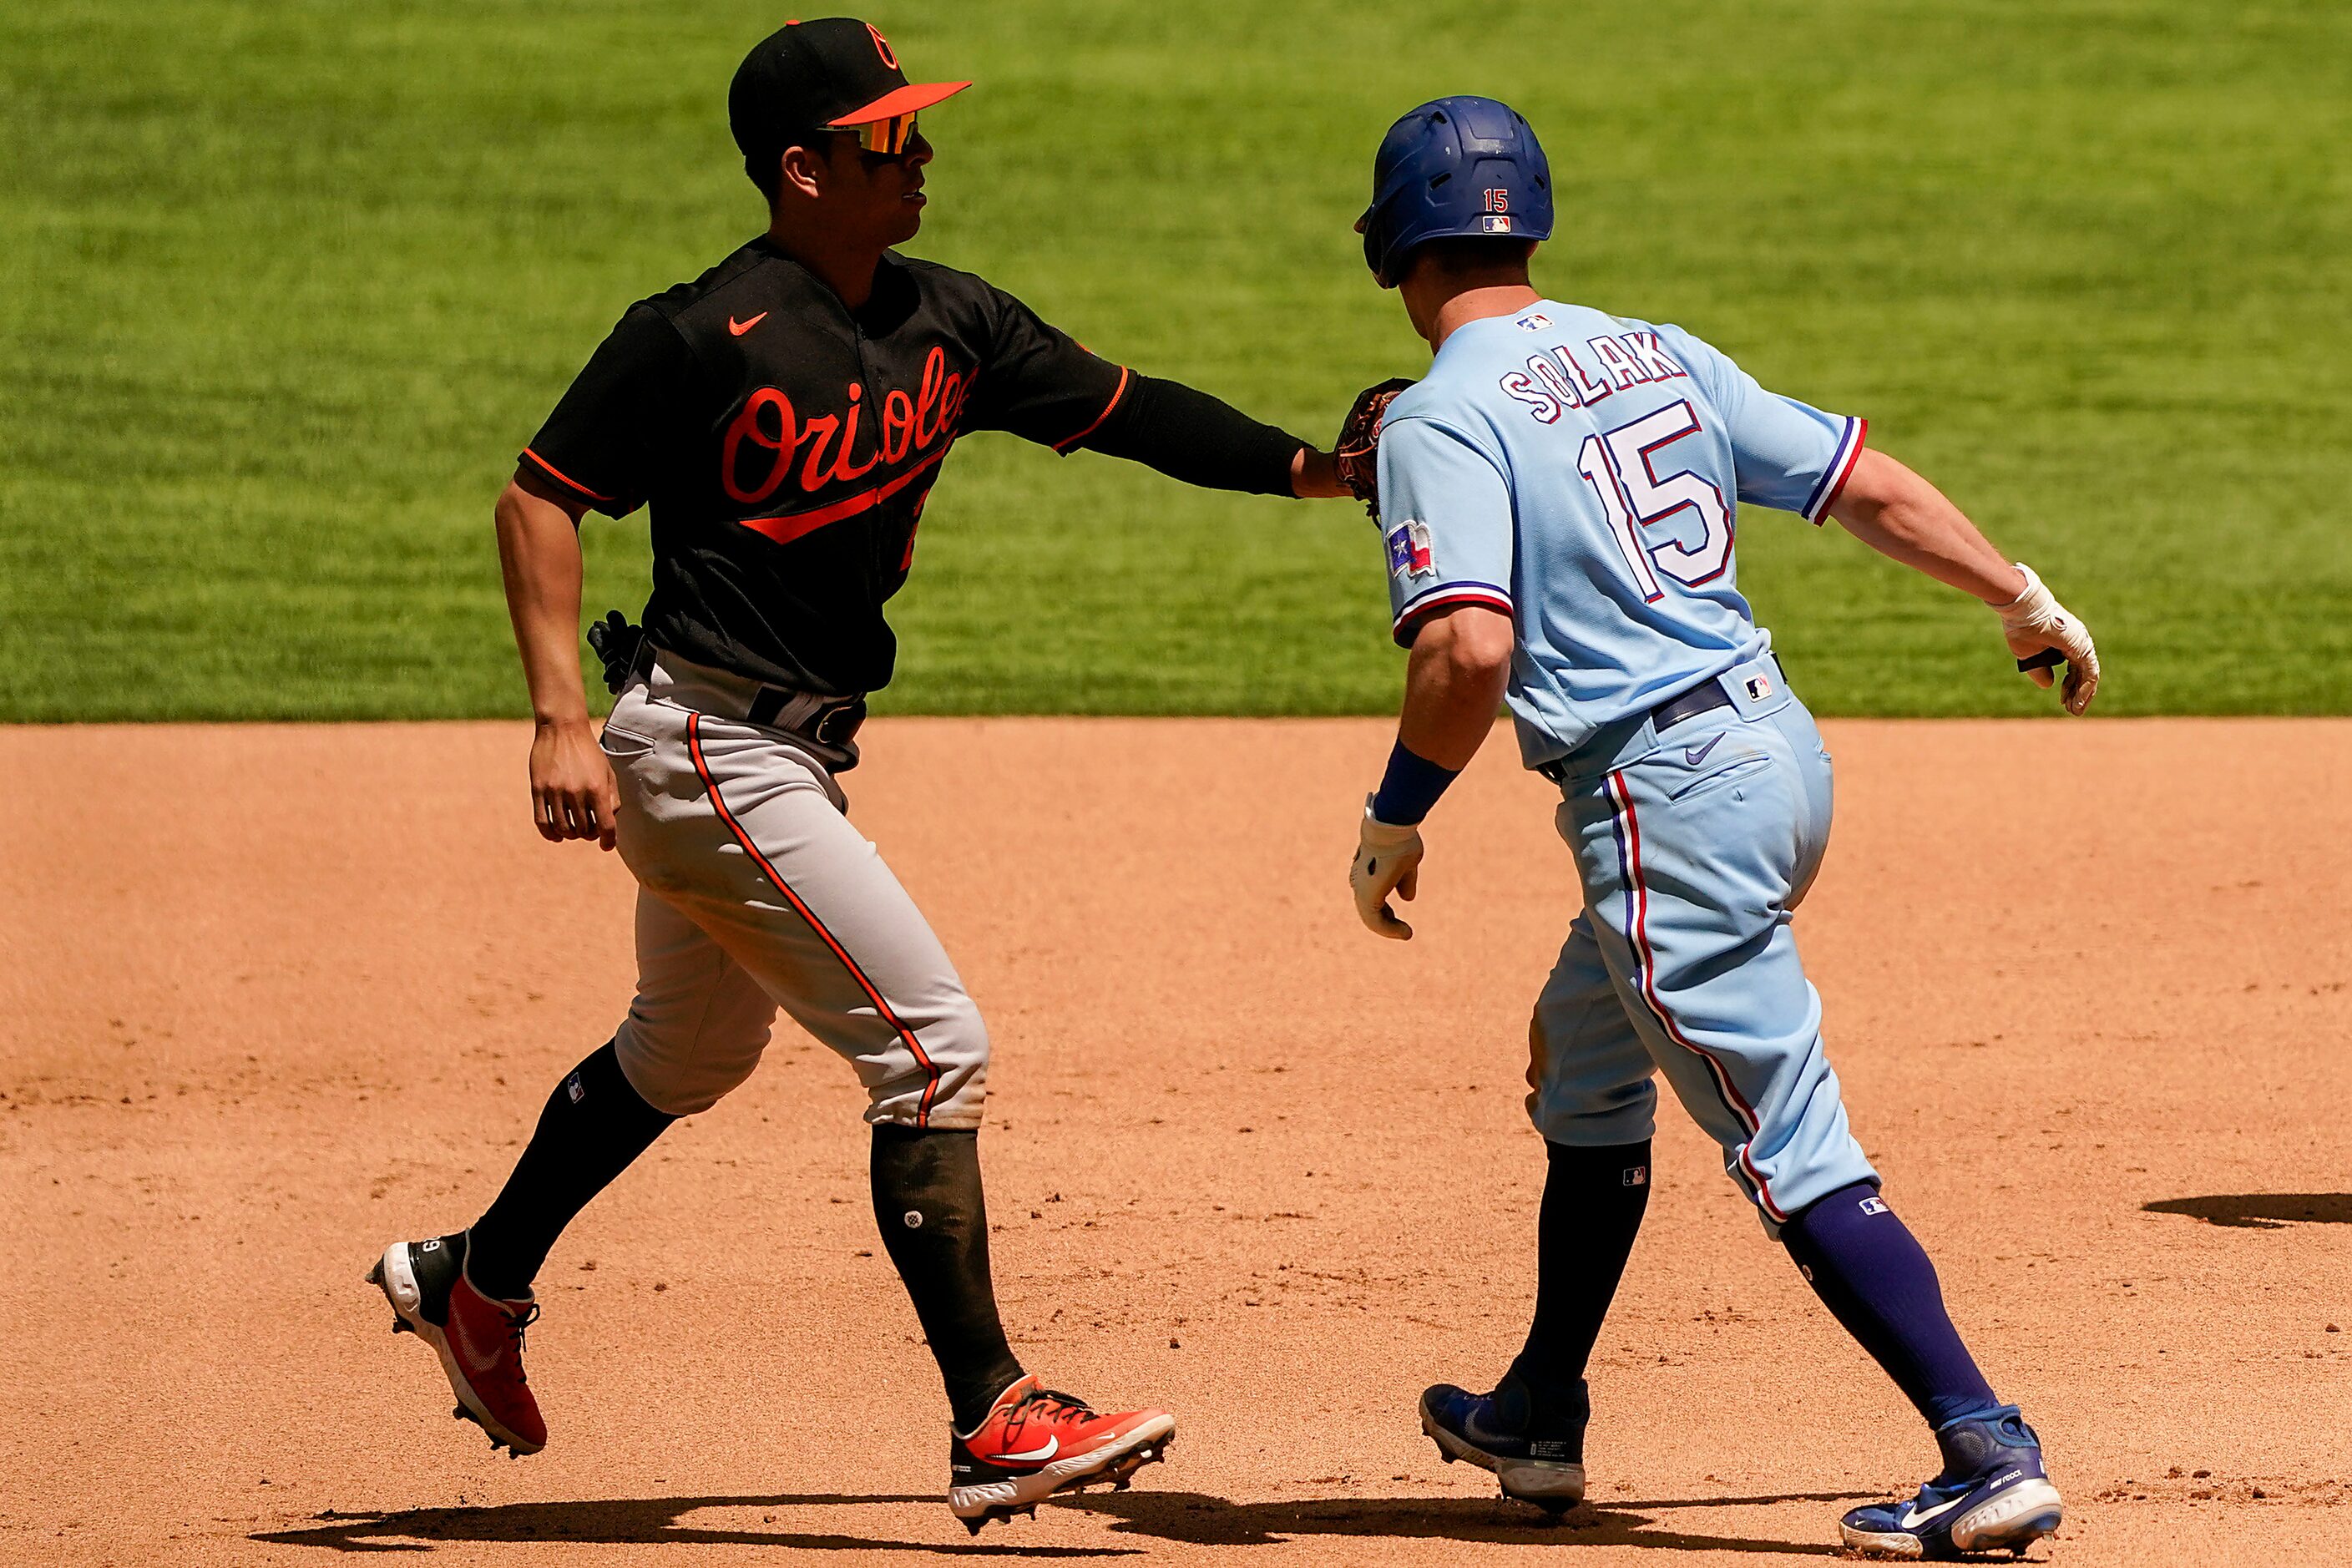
top-left (495, 476), bottom-right (620, 850)
top-left (1076, 371), bottom-right (1344, 497)
top-left (1826, 448), bottom-right (2101, 714)
top-left (968, 287), bottom-right (1344, 498)
top-left (1826, 448), bottom-right (2023, 604)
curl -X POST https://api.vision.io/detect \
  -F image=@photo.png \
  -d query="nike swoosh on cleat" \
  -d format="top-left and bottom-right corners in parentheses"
top-left (451, 1318), bottom-right (503, 1375)
top-left (997, 1437), bottom-right (1059, 1463)
top-left (1898, 1494), bottom-right (1967, 1530)
top-left (728, 311), bottom-right (768, 336)
top-left (1683, 733), bottom-right (1724, 766)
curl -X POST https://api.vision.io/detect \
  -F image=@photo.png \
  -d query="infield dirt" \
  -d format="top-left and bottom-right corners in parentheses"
top-left (3, 718), bottom-right (2347, 1565)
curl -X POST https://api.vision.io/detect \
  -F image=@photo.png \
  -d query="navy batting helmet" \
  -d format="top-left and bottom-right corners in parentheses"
top-left (1357, 96), bottom-right (1552, 288)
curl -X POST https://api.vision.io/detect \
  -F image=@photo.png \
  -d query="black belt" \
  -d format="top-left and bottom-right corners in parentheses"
top-left (594, 615), bottom-right (869, 759)
top-left (746, 685), bottom-right (867, 752)
top-left (1646, 677), bottom-right (1734, 734)
top-left (1539, 659), bottom-right (1784, 783)
top-left (1650, 654), bottom-right (1787, 735)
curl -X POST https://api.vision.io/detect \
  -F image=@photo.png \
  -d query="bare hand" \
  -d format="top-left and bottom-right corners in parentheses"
top-left (1289, 447), bottom-right (1349, 499)
top-left (529, 718), bottom-right (620, 850)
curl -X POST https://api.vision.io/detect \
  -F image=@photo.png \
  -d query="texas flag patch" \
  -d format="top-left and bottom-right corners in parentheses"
top-left (1386, 519), bottom-right (1434, 579)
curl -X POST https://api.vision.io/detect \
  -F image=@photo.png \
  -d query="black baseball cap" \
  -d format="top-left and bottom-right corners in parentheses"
top-left (730, 18), bottom-right (970, 165)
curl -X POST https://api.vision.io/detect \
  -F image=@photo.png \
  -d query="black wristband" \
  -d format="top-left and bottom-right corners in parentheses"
top-left (1370, 739), bottom-right (1460, 826)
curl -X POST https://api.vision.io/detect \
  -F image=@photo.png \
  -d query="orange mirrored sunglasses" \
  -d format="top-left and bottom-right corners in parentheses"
top-left (847, 112), bottom-right (919, 155)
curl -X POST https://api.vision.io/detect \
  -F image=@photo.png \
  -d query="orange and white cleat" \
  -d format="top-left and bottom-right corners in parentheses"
top-left (367, 1233), bottom-right (547, 1456)
top-left (948, 1374), bottom-right (1175, 1533)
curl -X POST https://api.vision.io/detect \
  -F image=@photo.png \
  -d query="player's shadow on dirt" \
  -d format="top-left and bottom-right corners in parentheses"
top-left (1069, 1488), bottom-right (1864, 1554)
top-left (251, 1487), bottom-right (1864, 1555)
top-left (250, 1495), bottom-right (1121, 1556)
top-left (2144, 1193), bottom-right (2352, 1229)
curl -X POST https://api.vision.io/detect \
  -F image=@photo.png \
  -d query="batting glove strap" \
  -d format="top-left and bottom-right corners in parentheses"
top-left (1994, 563), bottom-right (2059, 633)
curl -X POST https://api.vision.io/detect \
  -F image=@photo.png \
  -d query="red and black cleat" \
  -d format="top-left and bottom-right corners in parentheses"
top-left (948, 1374), bottom-right (1175, 1534)
top-left (367, 1232), bottom-right (547, 1456)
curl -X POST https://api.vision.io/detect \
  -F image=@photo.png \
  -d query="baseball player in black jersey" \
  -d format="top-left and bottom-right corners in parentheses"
top-left (368, 17), bottom-right (1346, 1533)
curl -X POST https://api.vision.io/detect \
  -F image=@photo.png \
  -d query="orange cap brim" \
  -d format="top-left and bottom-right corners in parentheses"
top-left (828, 79), bottom-right (971, 127)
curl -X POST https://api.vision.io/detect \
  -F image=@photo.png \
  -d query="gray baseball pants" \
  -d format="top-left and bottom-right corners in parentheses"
top-left (595, 652), bottom-right (989, 1126)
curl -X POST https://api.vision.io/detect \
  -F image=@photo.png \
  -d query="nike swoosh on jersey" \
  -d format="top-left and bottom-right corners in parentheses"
top-left (1683, 732), bottom-right (1725, 766)
top-left (728, 311), bottom-right (768, 336)
top-left (997, 1436), bottom-right (1059, 1463)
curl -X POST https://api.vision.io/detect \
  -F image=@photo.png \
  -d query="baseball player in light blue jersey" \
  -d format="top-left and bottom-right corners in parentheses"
top-left (1335, 98), bottom-right (2099, 1560)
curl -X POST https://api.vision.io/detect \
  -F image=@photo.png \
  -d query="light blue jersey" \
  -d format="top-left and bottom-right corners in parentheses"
top-left (1375, 301), bottom-right (1864, 766)
top-left (1374, 297), bottom-right (1879, 1230)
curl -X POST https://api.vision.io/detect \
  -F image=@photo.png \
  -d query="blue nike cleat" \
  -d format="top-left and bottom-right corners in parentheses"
top-left (1419, 1372), bottom-right (1588, 1514)
top-left (1840, 1406), bottom-right (2063, 1559)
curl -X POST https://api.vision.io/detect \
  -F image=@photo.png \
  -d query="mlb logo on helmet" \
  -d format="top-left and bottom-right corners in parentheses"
top-left (1357, 96), bottom-right (1554, 286)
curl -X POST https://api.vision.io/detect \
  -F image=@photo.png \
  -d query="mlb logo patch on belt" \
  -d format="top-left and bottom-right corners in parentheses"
top-left (1744, 672), bottom-right (1773, 701)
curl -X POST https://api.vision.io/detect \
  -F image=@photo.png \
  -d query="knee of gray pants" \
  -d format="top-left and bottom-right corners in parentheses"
top-left (1527, 1074), bottom-right (1660, 1146)
top-left (613, 999), bottom-right (776, 1117)
top-left (860, 989), bottom-right (990, 1130)
top-left (1524, 1004), bottom-right (1660, 1146)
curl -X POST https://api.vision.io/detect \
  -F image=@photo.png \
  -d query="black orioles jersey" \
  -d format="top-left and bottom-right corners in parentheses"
top-left (521, 239), bottom-right (1151, 696)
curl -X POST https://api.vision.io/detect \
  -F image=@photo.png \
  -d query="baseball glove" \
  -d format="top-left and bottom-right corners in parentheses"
top-left (1334, 377), bottom-right (1416, 520)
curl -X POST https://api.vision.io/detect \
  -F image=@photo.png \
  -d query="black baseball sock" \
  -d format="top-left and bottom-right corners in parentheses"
top-left (871, 1124), bottom-right (1025, 1432)
top-left (1780, 1181), bottom-right (2001, 1429)
top-left (466, 1039), bottom-right (678, 1301)
top-left (1508, 1138), bottom-right (1653, 1406)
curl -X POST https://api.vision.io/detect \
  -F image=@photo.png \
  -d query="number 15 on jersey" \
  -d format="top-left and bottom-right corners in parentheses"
top-left (1575, 398), bottom-right (1732, 602)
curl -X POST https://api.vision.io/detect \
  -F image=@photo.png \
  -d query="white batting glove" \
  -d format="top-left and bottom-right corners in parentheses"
top-left (1351, 798), bottom-right (1424, 941)
top-left (1996, 562), bottom-right (2101, 716)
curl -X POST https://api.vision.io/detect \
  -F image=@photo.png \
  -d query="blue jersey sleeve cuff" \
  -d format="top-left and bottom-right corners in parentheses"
top-left (1392, 579), bottom-right (1514, 646)
top-left (1799, 417), bottom-right (1868, 525)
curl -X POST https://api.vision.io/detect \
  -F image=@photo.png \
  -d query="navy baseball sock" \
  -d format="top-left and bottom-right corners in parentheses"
top-left (466, 1039), bottom-right (677, 1301)
top-left (871, 1125), bottom-right (1026, 1431)
top-left (1508, 1138), bottom-right (1652, 1407)
top-left (1780, 1181), bottom-right (2002, 1430)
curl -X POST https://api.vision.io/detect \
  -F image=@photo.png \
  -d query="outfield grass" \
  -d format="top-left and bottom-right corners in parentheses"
top-left (3, 1), bottom-right (2345, 720)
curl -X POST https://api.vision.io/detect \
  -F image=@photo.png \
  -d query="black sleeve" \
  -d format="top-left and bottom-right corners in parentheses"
top-left (1077, 372), bottom-right (1308, 498)
top-left (966, 286), bottom-right (1307, 496)
top-left (518, 305), bottom-right (695, 517)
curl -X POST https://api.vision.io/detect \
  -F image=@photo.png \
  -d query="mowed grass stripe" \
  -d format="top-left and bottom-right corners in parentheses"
top-left (3, 0), bottom-right (2345, 720)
